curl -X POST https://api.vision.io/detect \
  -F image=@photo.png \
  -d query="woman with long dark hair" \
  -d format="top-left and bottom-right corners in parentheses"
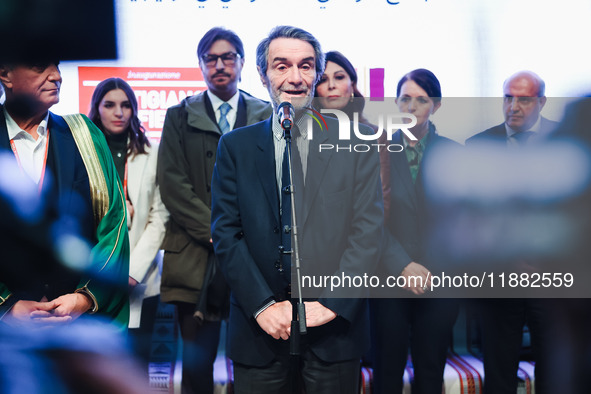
top-left (315, 50), bottom-right (390, 212)
top-left (315, 50), bottom-right (370, 122)
top-left (90, 77), bottom-right (168, 364)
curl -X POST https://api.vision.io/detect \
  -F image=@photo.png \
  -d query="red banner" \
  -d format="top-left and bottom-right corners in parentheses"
top-left (78, 66), bottom-right (205, 140)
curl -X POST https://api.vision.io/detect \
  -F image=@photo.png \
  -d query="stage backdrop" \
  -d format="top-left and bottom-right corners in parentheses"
top-left (52, 0), bottom-right (591, 142)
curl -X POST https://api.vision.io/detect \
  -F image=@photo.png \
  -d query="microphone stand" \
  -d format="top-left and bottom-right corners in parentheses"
top-left (281, 116), bottom-right (307, 357)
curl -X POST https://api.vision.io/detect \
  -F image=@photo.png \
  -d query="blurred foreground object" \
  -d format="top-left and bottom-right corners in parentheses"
top-left (0, 0), bottom-right (116, 63)
top-left (0, 318), bottom-right (148, 394)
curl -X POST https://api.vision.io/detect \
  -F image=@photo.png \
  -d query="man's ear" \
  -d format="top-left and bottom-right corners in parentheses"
top-left (257, 66), bottom-right (267, 88)
top-left (539, 96), bottom-right (547, 110)
top-left (237, 57), bottom-right (245, 83)
top-left (0, 66), bottom-right (12, 89)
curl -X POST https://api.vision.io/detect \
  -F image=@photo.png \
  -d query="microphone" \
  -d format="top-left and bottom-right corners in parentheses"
top-left (277, 101), bottom-right (295, 135)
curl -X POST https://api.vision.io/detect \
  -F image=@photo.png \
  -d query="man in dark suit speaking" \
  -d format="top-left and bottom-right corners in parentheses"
top-left (211, 26), bottom-right (383, 394)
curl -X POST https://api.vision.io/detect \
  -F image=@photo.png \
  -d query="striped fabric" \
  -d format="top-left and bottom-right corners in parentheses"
top-left (444, 352), bottom-right (483, 394)
top-left (359, 354), bottom-right (534, 394)
top-left (360, 366), bottom-right (373, 394)
top-left (443, 353), bottom-right (535, 394)
top-left (206, 354), bottom-right (536, 393)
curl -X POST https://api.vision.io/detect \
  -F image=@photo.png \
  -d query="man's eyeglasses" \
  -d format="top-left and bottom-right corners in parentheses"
top-left (504, 96), bottom-right (539, 105)
top-left (201, 52), bottom-right (241, 67)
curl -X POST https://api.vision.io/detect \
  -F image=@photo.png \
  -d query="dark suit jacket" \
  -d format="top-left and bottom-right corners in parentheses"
top-left (0, 108), bottom-right (130, 330)
top-left (464, 117), bottom-right (560, 392)
top-left (0, 108), bottom-right (94, 301)
top-left (211, 115), bottom-right (383, 366)
top-left (381, 128), bottom-right (459, 278)
top-left (158, 90), bottom-right (272, 305)
top-left (465, 117), bottom-right (559, 145)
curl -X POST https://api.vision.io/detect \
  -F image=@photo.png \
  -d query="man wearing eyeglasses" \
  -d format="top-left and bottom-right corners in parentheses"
top-left (466, 71), bottom-right (558, 394)
top-left (467, 70), bottom-right (557, 146)
top-left (157, 27), bottom-right (272, 394)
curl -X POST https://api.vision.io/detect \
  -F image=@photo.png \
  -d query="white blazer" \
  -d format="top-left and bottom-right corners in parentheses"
top-left (127, 142), bottom-right (169, 328)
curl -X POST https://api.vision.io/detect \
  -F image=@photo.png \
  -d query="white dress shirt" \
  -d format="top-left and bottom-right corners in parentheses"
top-left (5, 108), bottom-right (50, 184)
top-left (207, 90), bottom-right (240, 132)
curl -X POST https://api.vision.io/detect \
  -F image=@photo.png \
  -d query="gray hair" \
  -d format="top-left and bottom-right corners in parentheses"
top-left (256, 25), bottom-right (325, 83)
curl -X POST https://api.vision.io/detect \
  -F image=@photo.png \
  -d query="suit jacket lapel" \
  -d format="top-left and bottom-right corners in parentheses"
top-left (491, 123), bottom-right (508, 142)
top-left (47, 112), bottom-right (75, 196)
top-left (540, 117), bottom-right (558, 136)
top-left (203, 92), bottom-right (219, 129)
top-left (235, 93), bottom-right (247, 129)
top-left (47, 112), bottom-right (74, 194)
top-left (0, 110), bottom-right (81, 198)
top-left (185, 92), bottom-right (221, 134)
top-left (0, 109), bottom-right (64, 194)
top-left (415, 131), bottom-right (440, 208)
top-left (256, 117), bottom-right (279, 222)
top-left (301, 121), bottom-right (331, 226)
top-left (392, 130), bottom-right (418, 210)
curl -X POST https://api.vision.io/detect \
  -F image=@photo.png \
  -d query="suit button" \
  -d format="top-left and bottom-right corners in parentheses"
top-left (206, 151), bottom-right (213, 158)
top-left (274, 260), bottom-right (281, 269)
top-left (274, 227), bottom-right (279, 234)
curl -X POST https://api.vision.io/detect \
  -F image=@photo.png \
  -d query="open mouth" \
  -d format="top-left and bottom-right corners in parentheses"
top-left (284, 90), bottom-right (306, 96)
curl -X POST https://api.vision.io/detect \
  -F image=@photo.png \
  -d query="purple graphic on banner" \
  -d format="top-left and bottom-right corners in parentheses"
top-left (369, 68), bottom-right (385, 101)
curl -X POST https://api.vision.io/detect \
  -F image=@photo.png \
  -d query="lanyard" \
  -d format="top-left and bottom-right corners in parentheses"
top-left (10, 130), bottom-right (50, 194)
top-left (123, 159), bottom-right (128, 198)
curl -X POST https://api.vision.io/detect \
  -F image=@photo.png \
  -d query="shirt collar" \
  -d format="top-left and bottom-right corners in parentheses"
top-left (505, 115), bottom-right (541, 138)
top-left (207, 90), bottom-right (240, 112)
top-left (272, 109), bottom-right (310, 141)
top-left (402, 123), bottom-right (433, 152)
top-left (4, 107), bottom-right (49, 140)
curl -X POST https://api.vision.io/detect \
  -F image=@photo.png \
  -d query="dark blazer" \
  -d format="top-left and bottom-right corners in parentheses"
top-left (464, 116), bottom-right (559, 394)
top-left (211, 115), bottom-right (383, 366)
top-left (0, 108), bottom-right (131, 331)
top-left (0, 108), bottom-right (93, 301)
top-left (158, 90), bottom-right (272, 305)
top-left (371, 128), bottom-right (460, 394)
top-left (465, 117), bottom-right (559, 145)
top-left (0, 109), bottom-right (94, 238)
top-left (381, 128), bottom-right (459, 277)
